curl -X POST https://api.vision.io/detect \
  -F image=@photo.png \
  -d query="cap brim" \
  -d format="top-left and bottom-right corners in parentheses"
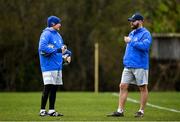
top-left (128, 18), bottom-right (135, 21)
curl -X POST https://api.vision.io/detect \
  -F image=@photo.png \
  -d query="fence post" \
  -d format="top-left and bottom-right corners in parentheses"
top-left (94, 42), bottom-right (99, 93)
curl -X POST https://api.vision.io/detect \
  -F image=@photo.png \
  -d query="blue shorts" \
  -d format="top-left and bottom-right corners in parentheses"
top-left (121, 68), bottom-right (148, 86)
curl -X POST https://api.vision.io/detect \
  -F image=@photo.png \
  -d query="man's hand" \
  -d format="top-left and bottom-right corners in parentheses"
top-left (124, 36), bottom-right (131, 43)
top-left (61, 45), bottom-right (67, 54)
top-left (66, 56), bottom-right (71, 63)
top-left (62, 49), bottom-right (72, 65)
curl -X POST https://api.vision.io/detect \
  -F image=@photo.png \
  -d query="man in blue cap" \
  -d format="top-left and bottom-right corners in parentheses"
top-left (38, 16), bottom-right (72, 117)
top-left (107, 13), bottom-right (152, 117)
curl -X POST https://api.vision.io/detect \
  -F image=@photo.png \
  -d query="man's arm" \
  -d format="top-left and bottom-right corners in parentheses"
top-left (130, 32), bottom-right (152, 51)
top-left (39, 32), bottom-right (61, 56)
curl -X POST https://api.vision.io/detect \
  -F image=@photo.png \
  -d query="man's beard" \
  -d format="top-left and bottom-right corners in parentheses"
top-left (131, 23), bottom-right (140, 29)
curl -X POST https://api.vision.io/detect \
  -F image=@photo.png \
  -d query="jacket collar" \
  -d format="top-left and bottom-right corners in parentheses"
top-left (43, 27), bottom-right (57, 33)
top-left (134, 27), bottom-right (144, 34)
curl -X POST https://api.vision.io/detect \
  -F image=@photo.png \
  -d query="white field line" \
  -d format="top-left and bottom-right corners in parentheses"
top-left (112, 93), bottom-right (180, 113)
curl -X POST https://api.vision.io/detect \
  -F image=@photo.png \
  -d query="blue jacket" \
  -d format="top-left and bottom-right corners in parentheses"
top-left (38, 27), bottom-right (64, 72)
top-left (123, 27), bottom-right (152, 69)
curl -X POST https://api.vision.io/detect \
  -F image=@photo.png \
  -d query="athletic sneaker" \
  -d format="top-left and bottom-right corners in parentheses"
top-left (134, 111), bottom-right (144, 117)
top-left (48, 111), bottom-right (63, 117)
top-left (107, 111), bottom-right (124, 117)
top-left (39, 111), bottom-right (48, 116)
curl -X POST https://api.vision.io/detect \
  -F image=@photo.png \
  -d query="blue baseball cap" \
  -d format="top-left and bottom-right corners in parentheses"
top-left (47, 16), bottom-right (61, 27)
top-left (128, 13), bottom-right (144, 21)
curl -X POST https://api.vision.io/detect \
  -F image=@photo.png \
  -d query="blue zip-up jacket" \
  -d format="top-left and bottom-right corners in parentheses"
top-left (38, 27), bottom-right (64, 72)
top-left (123, 27), bottom-right (152, 69)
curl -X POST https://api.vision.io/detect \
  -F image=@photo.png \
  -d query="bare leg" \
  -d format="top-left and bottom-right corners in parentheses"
top-left (118, 83), bottom-right (129, 111)
top-left (139, 85), bottom-right (148, 111)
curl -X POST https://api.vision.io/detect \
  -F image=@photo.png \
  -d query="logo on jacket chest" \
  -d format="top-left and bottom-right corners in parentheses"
top-left (53, 40), bottom-right (62, 44)
top-left (133, 37), bottom-right (138, 41)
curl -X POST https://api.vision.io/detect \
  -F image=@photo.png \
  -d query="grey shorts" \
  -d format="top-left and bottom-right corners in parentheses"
top-left (121, 68), bottom-right (148, 86)
top-left (42, 70), bottom-right (63, 85)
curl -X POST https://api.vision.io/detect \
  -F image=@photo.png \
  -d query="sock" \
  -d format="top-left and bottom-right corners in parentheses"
top-left (138, 109), bottom-right (144, 114)
top-left (48, 109), bottom-right (55, 114)
top-left (49, 85), bottom-right (58, 110)
top-left (41, 85), bottom-right (52, 109)
top-left (40, 109), bottom-right (46, 113)
top-left (117, 108), bottom-right (124, 113)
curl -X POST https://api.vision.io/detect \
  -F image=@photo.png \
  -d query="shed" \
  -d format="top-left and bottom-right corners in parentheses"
top-left (151, 33), bottom-right (180, 60)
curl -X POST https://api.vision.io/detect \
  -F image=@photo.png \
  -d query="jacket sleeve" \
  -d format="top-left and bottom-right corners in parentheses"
top-left (130, 32), bottom-right (152, 51)
top-left (39, 32), bottom-right (57, 56)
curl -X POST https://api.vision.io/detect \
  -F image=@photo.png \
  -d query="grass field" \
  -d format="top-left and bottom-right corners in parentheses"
top-left (0, 92), bottom-right (180, 121)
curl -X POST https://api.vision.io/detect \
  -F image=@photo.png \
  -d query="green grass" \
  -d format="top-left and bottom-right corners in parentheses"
top-left (0, 92), bottom-right (180, 121)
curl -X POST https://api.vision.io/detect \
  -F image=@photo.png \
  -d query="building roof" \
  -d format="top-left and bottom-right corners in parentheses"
top-left (153, 33), bottom-right (180, 38)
